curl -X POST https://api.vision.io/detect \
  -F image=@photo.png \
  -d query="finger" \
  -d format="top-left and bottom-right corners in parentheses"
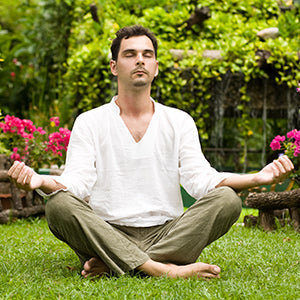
top-left (24, 168), bottom-right (33, 186)
top-left (272, 159), bottom-right (285, 174)
top-left (10, 161), bottom-right (25, 179)
top-left (272, 159), bottom-right (293, 183)
top-left (270, 163), bottom-right (282, 183)
top-left (17, 166), bottom-right (31, 186)
top-left (278, 155), bottom-right (294, 171)
top-left (7, 161), bottom-right (22, 177)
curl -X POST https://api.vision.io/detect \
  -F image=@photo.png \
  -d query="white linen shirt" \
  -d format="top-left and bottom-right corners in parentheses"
top-left (52, 97), bottom-right (232, 227)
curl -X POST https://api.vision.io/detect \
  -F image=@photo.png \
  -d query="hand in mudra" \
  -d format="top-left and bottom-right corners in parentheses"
top-left (7, 161), bottom-right (43, 191)
top-left (256, 155), bottom-right (294, 185)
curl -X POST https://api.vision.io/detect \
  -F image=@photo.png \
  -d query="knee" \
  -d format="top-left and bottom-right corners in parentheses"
top-left (215, 186), bottom-right (242, 220)
top-left (46, 191), bottom-right (67, 218)
top-left (45, 191), bottom-right (76, 226)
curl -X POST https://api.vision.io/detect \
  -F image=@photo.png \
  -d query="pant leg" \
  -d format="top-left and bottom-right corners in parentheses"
top-left (45, 191), bottom-right (149, 276)
top-left (145, 186), bottom-right (242, 265)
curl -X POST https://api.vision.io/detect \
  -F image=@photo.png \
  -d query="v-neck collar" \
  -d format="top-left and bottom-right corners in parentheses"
top-left (110, 96), bottom-right (158, 145)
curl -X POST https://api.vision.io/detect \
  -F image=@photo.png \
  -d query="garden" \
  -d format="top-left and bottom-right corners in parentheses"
top-left (0, 0), bottom-right (300, 298)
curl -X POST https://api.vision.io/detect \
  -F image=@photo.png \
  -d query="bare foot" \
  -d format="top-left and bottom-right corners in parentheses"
top-left (167, 262), bottom-right (221, 279)
top-left (81, 257), bottom-right (111, 278)
top-left (137, 259), bottom-right (221, 279)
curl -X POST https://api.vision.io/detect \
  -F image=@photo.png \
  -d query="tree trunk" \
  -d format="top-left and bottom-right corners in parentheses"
top-left (0, 170), bottom-right (9, 182)
top-left (0, 205), bottom-right (45, 224)
top-left (259, 209), bottom-right (275, 231)
top-left (244, 189), bottom-right (300, 232)
top-left (10, 182), bottom-right (23, 210)
top-left (289, 207), bottom-right (300, 232)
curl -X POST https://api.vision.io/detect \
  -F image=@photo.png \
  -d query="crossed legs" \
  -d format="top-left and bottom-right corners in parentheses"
top-left (46, 187), bottom-right (241, 279)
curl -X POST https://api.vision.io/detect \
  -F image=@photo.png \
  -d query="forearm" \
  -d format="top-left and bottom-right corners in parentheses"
top-left (216, 173), bottom-right (261, 192)
top-left (216, 155), bottom-right (294, 192)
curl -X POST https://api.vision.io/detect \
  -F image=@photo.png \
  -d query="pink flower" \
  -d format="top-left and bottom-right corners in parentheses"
top-left (294, 146), bottom-right (300, 157)
top-left (45, 127), bottom-right (71, 155)
top-left (10, 147), bottom-right (21, 161)
top-left (270, 140), bottom-right (281, 151)
top-left (10, 153), bottom-right (21, 161)
top-left (274, 135), bottom-right (285, 142)
top-left (287, 129), bottom-right (297, 139)
top-left (0, 114), bottom-right (71, 167)
top-left (37, 127), bottom-right (46, 135)
top-left (270, 135), bottom-right (285, 151)
top-left (10, 72), bottom-right (16, 78)
top-left (50, 117), bottom-right (60, 127)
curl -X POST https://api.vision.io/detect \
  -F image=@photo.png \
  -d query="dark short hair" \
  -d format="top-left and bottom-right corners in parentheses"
top-left (110, 25), bottom-right (158, 61)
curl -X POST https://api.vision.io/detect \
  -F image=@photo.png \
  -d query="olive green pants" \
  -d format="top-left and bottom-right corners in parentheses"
top-left (45, 187), bottom-right (241, 276)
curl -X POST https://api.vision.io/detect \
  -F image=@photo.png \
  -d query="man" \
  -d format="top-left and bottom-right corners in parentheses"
top-left (8, 25), bottom-right (294, 279)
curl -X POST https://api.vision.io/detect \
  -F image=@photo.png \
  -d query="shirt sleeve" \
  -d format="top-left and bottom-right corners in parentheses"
top-left (53, 114), bottom-right (97, 200)
top-left (178, 114), bottom-right (232, 200)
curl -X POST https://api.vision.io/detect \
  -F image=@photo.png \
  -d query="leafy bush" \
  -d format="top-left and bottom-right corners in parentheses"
top-left (1, 0), bottom-right (299, 171)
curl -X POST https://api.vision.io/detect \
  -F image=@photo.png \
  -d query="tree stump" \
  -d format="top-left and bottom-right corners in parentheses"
top-left (244, 189), bottom-right (300, 232)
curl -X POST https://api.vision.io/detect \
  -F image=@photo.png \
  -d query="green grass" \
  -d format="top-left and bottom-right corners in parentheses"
top-left (0, 210), bottom-right (299, 300)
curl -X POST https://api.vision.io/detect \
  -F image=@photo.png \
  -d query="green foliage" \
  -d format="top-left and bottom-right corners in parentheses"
top-left (1, 0), bottom-right (299, 170)
top-left (0, 0), bottom-right (73, 126)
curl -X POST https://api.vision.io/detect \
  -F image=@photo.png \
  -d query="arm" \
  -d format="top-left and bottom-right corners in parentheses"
top-left (216, 155), bottom-right (294, 191)
top-left (7, 161), bottom-right (66, 194)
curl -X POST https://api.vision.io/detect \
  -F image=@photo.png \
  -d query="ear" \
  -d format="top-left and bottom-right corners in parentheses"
top-left (154, 60), bottom-right (159, 77)
top-left (110, 60), bottom-right (118, 76)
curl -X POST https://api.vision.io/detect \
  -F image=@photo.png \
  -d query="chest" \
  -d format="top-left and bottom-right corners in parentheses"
top-left (121, 115), bottom-right (152, 143)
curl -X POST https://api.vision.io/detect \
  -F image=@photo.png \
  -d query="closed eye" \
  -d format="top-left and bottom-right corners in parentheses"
top-left (144, 52), bottom-right (154, 58)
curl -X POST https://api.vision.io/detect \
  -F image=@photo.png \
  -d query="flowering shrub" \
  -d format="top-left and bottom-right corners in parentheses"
top-left (270, 129), bottom-right (300, 185)
top-left (46, 128), bottom-right (70, 158)
top-left (0, 114), bottom-right (71, 170)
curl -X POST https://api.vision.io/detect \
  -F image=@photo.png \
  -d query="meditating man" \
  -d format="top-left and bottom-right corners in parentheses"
top-left (8, 25), bottom-right (294, 279)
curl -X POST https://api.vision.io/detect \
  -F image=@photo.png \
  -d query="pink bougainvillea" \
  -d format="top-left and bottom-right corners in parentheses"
top-left (270, 128), bottom-right (300, 184)
top-left (45, 127), bottom-right (71, 157)
top-left (270, 129), bottom-right (300, 158)
top-left (270, 135), bottom-right (286, 151)
top-left (50, 116), bottom-right (60, 127)
top-left (0, 115), bottom-right (71, 169)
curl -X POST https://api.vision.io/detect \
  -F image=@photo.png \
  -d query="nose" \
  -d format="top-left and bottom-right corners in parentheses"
top-left (136, 53), bottom-right (145, 65)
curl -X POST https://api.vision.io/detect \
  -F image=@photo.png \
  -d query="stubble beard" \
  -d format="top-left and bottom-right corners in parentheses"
top-left (133, 80), bottom-right (149, 87)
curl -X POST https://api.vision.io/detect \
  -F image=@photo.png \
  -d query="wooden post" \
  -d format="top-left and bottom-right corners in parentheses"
top-left (259, 209), bottom-right (275, 231)
top-left (289, 207), bottom-right (300, 232)
top-left (10, 182), bottom-right (23, 210)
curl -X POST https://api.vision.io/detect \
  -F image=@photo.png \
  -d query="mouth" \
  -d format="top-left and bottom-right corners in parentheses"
top-left (132, 68), bottom-right (148, 75)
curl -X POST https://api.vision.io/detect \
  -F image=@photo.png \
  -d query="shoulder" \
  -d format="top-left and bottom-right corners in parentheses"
top-left (70, 103), bottom-right (112, 140)
top-left (77, 103), bottom-right (111, 121)
top-left (73, 103), bottom-right (111, 127)
top-left (156, 102), bottom-right (195, 126)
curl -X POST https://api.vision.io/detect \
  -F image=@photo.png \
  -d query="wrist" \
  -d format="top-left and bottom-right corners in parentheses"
top-left (252, 171), bottom-right (267, 186)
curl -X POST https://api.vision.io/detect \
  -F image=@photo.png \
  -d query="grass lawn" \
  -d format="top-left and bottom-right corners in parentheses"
top-left (0, 209), bottom-right (299, 299)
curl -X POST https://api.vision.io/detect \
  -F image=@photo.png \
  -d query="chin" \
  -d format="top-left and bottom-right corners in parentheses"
top-left (133, 80), bottom-right (149, 87)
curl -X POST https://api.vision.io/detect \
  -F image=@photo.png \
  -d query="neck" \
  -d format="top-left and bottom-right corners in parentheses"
top-left (116, 86), bottom-right (153, 117)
